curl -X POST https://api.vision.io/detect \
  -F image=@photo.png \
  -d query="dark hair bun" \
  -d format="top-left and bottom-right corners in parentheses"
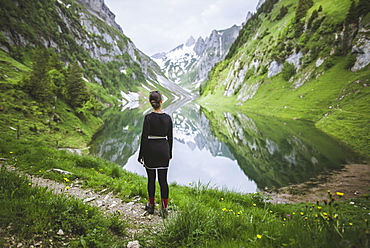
top-left (149, 91), bottom-right (162, 109)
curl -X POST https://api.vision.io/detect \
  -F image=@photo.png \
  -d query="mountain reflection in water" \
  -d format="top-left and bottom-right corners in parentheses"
top-left (90, 102), bottom-right (358, 193)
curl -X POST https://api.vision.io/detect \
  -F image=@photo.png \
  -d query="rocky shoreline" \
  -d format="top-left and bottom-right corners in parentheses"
top-left (263, 163), bottom-right (370, 204)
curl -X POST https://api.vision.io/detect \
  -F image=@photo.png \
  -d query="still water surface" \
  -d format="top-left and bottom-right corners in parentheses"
top-left (90, 101), bottom-right (358, 193)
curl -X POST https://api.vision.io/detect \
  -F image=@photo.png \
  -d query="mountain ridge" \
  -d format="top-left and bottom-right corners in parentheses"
top-left (152, 24), bottom-right (241, 93)
top-left (77, 0), bottom-right (123, 32)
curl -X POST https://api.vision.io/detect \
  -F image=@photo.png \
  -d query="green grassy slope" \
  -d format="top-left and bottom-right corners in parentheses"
top-left (0, 49), bottom-right (105, 148)
top-left (199, 0), bottom-right (370, 158)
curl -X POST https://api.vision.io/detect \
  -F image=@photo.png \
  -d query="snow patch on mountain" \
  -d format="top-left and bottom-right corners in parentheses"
top-left (152, 25), bottom-right (241, 92)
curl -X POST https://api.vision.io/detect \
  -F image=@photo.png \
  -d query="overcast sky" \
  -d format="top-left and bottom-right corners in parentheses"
top-left (104, 0), bottom-right (259, 56)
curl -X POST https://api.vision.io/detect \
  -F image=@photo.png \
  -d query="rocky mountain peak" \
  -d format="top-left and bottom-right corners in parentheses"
top-left (243, 12), bottom-right (253, 26)
top-left (256, 0), bottom-right (267, 10)
top-left (194, 37), bottom-right (205, 56)
top-left (152, 25), bottom-right (241, 91)
top-left (77, 0), bottom-right (123, 32)
top-left (185, 36), bottom-right (196, 47)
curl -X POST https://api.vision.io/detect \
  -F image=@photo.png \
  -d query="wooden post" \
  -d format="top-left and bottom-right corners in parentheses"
top-left (17, 124), bottom-right (20, 140)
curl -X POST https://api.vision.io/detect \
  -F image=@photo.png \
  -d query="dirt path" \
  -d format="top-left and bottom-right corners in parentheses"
top-left (6, 166), bottom-right (164, 247)
top-left (263, 163), bottom-right (370, 204)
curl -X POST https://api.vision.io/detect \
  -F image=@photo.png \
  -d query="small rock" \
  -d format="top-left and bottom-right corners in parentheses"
top-left (109, 201), bottom-right (117, 208)
top-left (48, 168), bottom-right (73, 175)
top-left (34, 241), bottom-right (42, 246)
top-left (127, 202), bottom-right (134, 206)
top-left (83, 197), bottom-right (97, 203)
top-left (100, 188), bottom-right (109, 194)
top-left (133, 196), bottom-right (141, 202)
top-left (127, 240), bottom-right (140, 248)
top-left (17, 243), bottom-right (23, 248)
top-left (57, 229), bottom-right (64, 236)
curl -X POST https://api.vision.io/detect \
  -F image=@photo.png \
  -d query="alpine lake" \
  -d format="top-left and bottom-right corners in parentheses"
top-left (89, 99), bottom-right (361, 194)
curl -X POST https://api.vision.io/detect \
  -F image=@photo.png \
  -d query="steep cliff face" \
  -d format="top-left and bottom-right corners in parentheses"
top-left (152, 25), bottom-right (241, 93)
top-left (351, 18), bottom-right (370, 71)
top-left (77, 0), bottom-right (123, 32)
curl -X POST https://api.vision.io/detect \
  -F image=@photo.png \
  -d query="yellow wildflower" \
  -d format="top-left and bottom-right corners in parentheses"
top-left (256, 234), bottom-right (262, 239)
top-left (253, 204), bottom-right (257, 207)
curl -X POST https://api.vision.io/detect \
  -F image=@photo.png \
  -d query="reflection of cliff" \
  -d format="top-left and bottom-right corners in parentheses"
top-left (202, 108), bottom-right (358, 190)
top-left (89, 107), bottom-right (144, 165)
top-left (172, 103), bottom-right (235, 159)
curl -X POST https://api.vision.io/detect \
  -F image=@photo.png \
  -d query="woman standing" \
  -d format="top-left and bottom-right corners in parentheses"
top-left (138, 91), bottom-right (173, 216)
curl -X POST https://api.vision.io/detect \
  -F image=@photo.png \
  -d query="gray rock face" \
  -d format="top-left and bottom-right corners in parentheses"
top-left (243, 12), bottom-right (253, 26)
top-left (351, 26), bottom-right (370, 71)
top-left (194, 37), bottom-right (205, 56)
top-left (286, 51), bottom-right (303, 70)
top-left (267, 61), bottom-right (283, 78)
top-left (256, 0), bottom-right (267, 10)
top-left (77, 0), bottom-right (123, 32)
top-left (185, 36), bottom-right (196, 47)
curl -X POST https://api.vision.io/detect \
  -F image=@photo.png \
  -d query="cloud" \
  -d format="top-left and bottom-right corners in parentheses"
top-left (201, 4), bottom-right (221, 18)
top-left (104, 0), bottom-right (258, 55)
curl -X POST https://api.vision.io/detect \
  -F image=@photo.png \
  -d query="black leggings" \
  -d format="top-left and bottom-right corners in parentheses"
top-left (146, 168), bottom-right (169, 199)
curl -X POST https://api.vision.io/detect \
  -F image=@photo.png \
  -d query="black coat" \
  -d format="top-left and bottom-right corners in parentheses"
top-left (138, 112), bottom-right (173, 168)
